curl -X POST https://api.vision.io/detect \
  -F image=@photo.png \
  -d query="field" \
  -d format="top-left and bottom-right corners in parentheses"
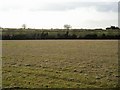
top-left (2, 40), bottom-right (119, 88)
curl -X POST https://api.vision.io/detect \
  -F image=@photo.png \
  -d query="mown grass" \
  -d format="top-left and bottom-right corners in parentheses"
top-left (2, 40), bottom-right (119, 88)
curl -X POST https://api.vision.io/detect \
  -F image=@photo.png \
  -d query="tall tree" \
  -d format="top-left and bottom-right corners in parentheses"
top-left (22, 24), bottom-right (26, 29)
top-left (64, 24), bottom-right (72, 30)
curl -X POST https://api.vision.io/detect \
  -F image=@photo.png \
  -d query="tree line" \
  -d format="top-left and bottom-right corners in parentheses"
top-left (2, 30), bottom-right (120, 40)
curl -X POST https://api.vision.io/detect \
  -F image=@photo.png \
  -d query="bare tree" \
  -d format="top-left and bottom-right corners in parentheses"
top-left (64, 24), bottom-right (72, 30)
top-left (22, 24), bottom-right (26, 29)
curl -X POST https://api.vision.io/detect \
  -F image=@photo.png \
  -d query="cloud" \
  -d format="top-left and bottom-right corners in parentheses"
top-left (28, 2), bottom-right (118, 12)
top-left (0, 6), bottom-right (117, 29)
top-left (0, 0), bottom-right (118, 12)
top-left (0, 0), bottom-right (118, 28)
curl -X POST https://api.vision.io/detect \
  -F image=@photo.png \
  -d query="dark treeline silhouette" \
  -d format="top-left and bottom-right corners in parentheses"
top-left (1, 28), bottom-right (120, 40)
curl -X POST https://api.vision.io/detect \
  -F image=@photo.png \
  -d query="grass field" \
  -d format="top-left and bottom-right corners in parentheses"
top-left (2, 40), bottom-right (119, 88)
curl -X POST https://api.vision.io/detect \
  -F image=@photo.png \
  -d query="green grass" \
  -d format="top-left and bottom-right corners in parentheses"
top-left (2, 40), bottom-right (119, 88)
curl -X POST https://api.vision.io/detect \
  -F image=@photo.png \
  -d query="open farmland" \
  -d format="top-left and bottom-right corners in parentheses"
top-left (2, 40), bottom-right (119, 88)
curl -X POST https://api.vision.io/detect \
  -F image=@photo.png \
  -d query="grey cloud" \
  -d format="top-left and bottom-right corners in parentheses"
top-left (95, 2), bottom-right (118, 12)
top-left (30, 2), bottom-right (118, 12)
top-left (0, 1), bottom-right (118, 12)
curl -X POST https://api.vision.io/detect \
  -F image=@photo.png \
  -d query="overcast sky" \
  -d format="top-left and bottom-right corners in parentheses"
top-left (0, 0), bottom-right (119, 29)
